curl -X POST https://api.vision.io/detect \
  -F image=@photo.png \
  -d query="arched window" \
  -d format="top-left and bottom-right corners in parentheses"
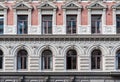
top-left (41, 50), bottom-right (52, 70)
top-left (116, 50), bottom-right (120, 69)
top-left (91, 49), bottom-right (102, 69)
top-left (17, 49), bottom-right (27, 70)
top-left (66, 49), bottom-right (77, 70)
top-left (0, 50), bottom-right (3, 69)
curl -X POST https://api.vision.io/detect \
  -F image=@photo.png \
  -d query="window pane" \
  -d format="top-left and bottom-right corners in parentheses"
top-left (42, 50), bottom-right (52, 70)
top-left (91, 49), bottom-right (101, 69)
top-left (42, 15), bottom-right (52, 34)
top-left (0, 50), bottom-right (3, 69)
top-left (116, 15), bottom-right (120, 33)
top-left (66, 50), bottom-right (77, 69)
top-left (91, 15), bottom-right (102, 34)
top-left (116, 50), bottom-right (120, 69)
top-left (17, 15), bottom-right (28, 34)
top-left (17, 49), bottom-right (27, 70)
top-left (66, 15), bottom-right (77, 34)
top-left (0, 16), bottom-right (4, 34)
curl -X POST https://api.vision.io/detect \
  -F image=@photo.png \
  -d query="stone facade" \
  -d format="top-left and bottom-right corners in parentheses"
top-left (0, 0), bottom-right (120, 82)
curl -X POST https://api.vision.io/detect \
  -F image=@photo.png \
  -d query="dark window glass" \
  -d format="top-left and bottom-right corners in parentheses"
top-left (116, 50), bottom-right (120, 69)
top-left (17, 15), bottom-right (28, 34)
top-left (66, 15), bottom-right (77, 34)
top-left (116, 15), bottom-right (120, 33)
top-left (17, 49), bottom-right (27, 70)
top-left (91, 49), bottom-right (101, 69)
top-left (41, 50), bottom-right (52, 70)
top-left (91, 15), bottom-right (101, 34)
top-left (42, 15), bottom-right (52, 34)
top-left (66, 50), bottom-right (77, 69)
top-left (0, 16), bottom-right (4, 34)
top-left (0, 50), bottom-right (3, 69)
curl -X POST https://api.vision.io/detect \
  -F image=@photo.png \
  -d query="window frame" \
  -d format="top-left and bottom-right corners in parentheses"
top-left (17, 49), bottom-right (28, 70)
top-left (66, 49), bottom-right (77, 70)
top-left (116, 50), bottom-right (120, 69)
top-left (17, 15), bottom-right (28, 35)
top-left (41, 15), bottom-right (53, 35)
top-left (66, 15), bottom-right (77, 34)
top-left (41, 49), bottom-right (53, 70)
top-left (91, 49), bottom-right (102, 70)
top-left (91, 15), bottom-right (102, 34)
top-left (0, 50), bottom-right (3, 70)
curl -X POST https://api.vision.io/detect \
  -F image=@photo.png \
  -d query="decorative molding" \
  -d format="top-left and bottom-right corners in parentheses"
top-left (112, 2), bottom-right (120, 9)
top-left (87, 1), bottom-right (107, 9)
top-left (62, 1), bottom-right (82, 9)
top-left (37, 1), bottom-right (57, 9)
top-left (13, 1), bottom-right (32, 9)
top-left (0, 35), bottom-right (120, 41)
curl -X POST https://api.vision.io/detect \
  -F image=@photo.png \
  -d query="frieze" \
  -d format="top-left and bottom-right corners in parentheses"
top-left (0, 35), bottom-right (120, 41)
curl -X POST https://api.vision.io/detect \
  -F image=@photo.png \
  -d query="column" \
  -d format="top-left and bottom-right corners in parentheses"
top-left (53, 9), bottom-right (56, 34)
top-left (13, 9), bottom-right (17, 34)
top-left (77, 9), bottom-right (81, 34)
top-left (113, 9), bottom-right (116, 34)
top-left (88, 9), bottom-right (91, 34)
top-left (28, 9), bottom-right (31, 34)
top-left (4, 9), bottom-right (7, 34)
top-left (63, 9), bottom-right (66, 34)
top-left (38, 9), bottom-right (41, 34)
top-left (102, 9), bottom-right (106, 34)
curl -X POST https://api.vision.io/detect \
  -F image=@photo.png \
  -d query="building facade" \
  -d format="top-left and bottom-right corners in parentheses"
top-left (0, 0), bottom-right (120, 82)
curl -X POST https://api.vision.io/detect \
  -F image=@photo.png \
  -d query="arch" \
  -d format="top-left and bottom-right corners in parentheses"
top-left (0, 45), bottom-right (7, 55)
top-left (12, 45), bottom-right (32, 57)
top-left (37, 45), bottom-right (58, 57)
top-left (41, 49), bottom-right (53, 70)
top-left (111, 45), bottom-right (120, 56)
top-left (62, 45), bottom-right (84, 57)
top-left (12, 45), bottom-right (31, 71)
top-left (86, 45), bottom-right (109, 56)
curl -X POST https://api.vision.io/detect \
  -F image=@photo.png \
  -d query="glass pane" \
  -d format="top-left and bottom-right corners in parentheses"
top-left (66, 50), bottom-right (77, 69)
top-left (91, 15), bottom-right (102, 34)
top-left (42, 50), bottom-right (52, 70)
top-left (17, 49), bottom-right (27, 70)
top-left (0, 16), bottom-right (4, 34)
top-left (116, 15), bottom-right (120, 33)
top-left (42, 15), bottom-right (52, 34)
top-left (91, 49), bottom-right (101, 69)
top-left (66, 15), bottom-right (77, 34)
top-left (17, 15), bottom-right (28, 34)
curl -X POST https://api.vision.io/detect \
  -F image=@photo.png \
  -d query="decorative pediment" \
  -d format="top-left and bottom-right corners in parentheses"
top-left (13, 1), bottom-right (32, 10)
top-left (112, 2), bottom-right (120, 9)
top-left (87, 1), bottom-right (107, 9)
top-left (0, 3), bottom-right (7, 10)
top-left (62, 1), bottom-right (82, 9)
top-left (37, 1), bottom-right (57, 10)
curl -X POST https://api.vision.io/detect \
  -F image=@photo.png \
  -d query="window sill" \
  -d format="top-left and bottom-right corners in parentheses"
top-left (66, 69), bottom-right (78, 72)
top-left (41, 69), bottom-right (53, 72)
top-left (91, 69), bottom-right (103, 71)
top-left (17, 69), bottom-right (28, 72)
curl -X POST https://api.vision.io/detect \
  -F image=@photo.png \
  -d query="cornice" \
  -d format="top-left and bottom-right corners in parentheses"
top-left (0, 35), bottom-right (120, 41)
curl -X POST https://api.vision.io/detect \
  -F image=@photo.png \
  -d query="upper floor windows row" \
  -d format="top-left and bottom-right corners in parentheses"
top-left (15, 14), bottom-right (120, 35)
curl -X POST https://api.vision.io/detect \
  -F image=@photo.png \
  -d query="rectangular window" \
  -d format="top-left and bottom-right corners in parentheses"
top-left (42, 15), bottom-right (52, 34)
top-left (66, 15), bottom-right (77, 34)
top-left (116, 15), bottom-right (120, 34)
top-left (91, 15), bottom-right (102, 34)
top-left (0, 16), bottom-right (4, 34)
top-left (17, 15), bottom-right (28, 34)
